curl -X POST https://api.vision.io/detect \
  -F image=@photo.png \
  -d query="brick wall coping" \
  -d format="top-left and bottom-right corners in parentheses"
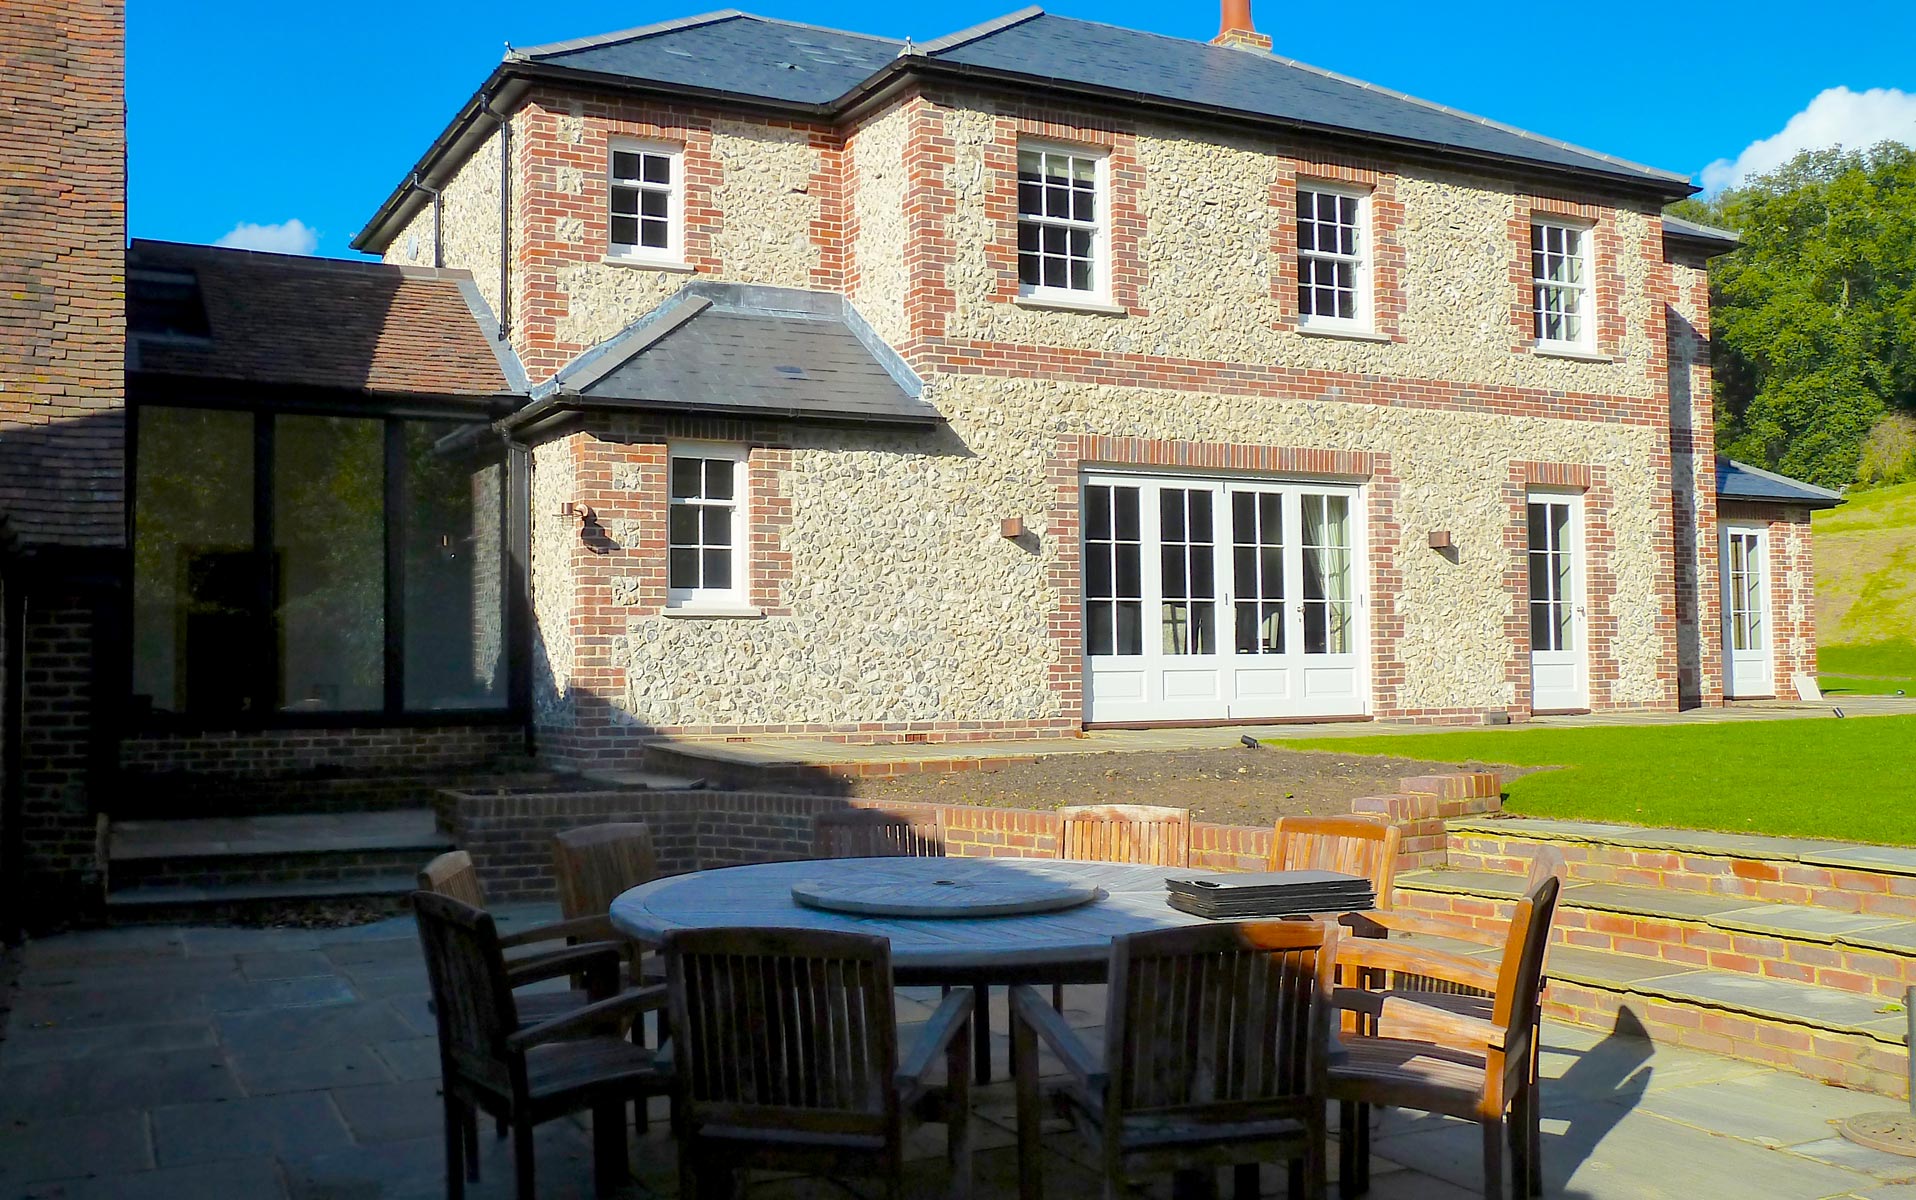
top-left (1450, 816), bottom-right (1916, 875)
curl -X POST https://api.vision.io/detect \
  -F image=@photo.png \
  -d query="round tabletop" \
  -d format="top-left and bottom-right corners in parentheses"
top-left (610, 857), bottom-right (1216, 982)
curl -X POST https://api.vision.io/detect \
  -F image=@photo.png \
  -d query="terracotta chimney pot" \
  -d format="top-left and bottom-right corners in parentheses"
top-left (1212, 0), bottom-right (1273, 51)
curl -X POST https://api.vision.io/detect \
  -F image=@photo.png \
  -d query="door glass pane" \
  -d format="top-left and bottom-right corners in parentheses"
top-left (132, 407), bottom-right (259, 715)
top-left (276, 415), bottom-right (384, 712)
top-left (403, 422), bottom-right (508, 711)
top-left (1301, 493), bottom-right (1352, 656)
top-left (1233, 488), bottom-right (1285, 655)
top-left (1160, 488), bottom-right (1216, 656)
top-left (1527, 500), bottom-right (1573, 653)
top-left (1084, 485), bottom-right (1143, 656)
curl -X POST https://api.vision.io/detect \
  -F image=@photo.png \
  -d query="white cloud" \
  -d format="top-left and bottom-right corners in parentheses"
top-left (213, 218), bottom-right (319, 255)
top-left (1700, 87), bottom-right (1916, 193)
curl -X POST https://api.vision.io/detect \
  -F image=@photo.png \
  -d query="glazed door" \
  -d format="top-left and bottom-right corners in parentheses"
top-left (1721, 524), bottom-right (1774, 698)
top-left (1527, 494), bottom-right (1587, 712)
top-left (1082, 475), bottom-right (1365, 723)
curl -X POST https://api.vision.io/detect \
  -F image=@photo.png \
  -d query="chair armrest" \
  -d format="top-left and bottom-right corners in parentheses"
top-left (1334, 989), bottom-right (1509, 1053)
top-left (507, 984), bottom-right (669, 1051)
top-left (1343, 910), bottom-right (1504, 948)
top-left (505, 943), bottom-right (624, 990)
top-left (1335, 938), bottom-right (1499, 995)
top-left (498, 914), bottom-right (618, 950)
top-left (1007, 984), bottom-right (1104, 1090)
top-left (897, 987), bottom-right (974, 1091)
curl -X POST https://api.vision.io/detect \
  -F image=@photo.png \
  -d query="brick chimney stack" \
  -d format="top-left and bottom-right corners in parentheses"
top-left (1212, 0), bottom-right (1272, 51)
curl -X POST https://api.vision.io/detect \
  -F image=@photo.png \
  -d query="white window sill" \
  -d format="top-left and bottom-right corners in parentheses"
top-left (1297, 324), bottom-right (1392, 344)
top-left (1013, 294), bottom-right (1128, 317)
top-left (663, 603), bottom-right (764, 619)
top-left (603, 255), bottom-right (697, 273)
top-left (1530, 343), bottom-right (1615, 363)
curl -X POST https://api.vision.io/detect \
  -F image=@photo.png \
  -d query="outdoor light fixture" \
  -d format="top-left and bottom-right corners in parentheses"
top-left (1001, 516), bottom-right (1026, 539)
top-left (1427, 530), bottom-right (1453, 550)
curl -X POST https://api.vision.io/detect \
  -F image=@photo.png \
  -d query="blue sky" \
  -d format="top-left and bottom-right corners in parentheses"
top-left (129, 0), bottom-right (1916, 259)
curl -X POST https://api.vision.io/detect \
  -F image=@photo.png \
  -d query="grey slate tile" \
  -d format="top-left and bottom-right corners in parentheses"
top-left (206, 975), bottom-right (358, 1014)
top-left (0, 1110), bottom-right (153, 1189)
top-left (150, 1091), bottom-right (354, 1166)
top-left (1801, 846), bottom-right (1916, 877)
top-left (214, 1000), bottom-right (416, 1057)
top-left (230, 1043), bottom-right (396, 1095)
top-left (0, 1046), bottom-right (241, 1120)
top-left (1634, 1070), bottom-right (1892, 1148)
top-left (1712, 904), bottom-right (1901, 941)
top-left (330, 1079), bottom-right (448, 1144)
top-left (1632, 970), bottom-right (1906, 1038)
top-left (0, 1019), bottom-right (217, 1068)
top-left (238, 951), bottom-right (341, 981)
top-left (369, 1036), bottom-right (444, 1083)
top-left (20, 1156), bottom-right (287, 1200)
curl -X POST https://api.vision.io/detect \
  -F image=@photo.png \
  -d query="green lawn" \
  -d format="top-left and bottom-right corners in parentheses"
top-left (1818, 640), bottom-right (1916, 696)
top-left (1284, 716), bottom-right (1916, 845)
top-left (1815, 481), bottom-right (1916, 697)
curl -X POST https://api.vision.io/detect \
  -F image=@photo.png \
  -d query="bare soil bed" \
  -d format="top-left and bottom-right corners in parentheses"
top-left (844, 746), bottom-right (1531, 829)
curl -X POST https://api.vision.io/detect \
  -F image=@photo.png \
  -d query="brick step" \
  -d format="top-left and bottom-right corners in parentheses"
top-left (104, 874), bottom-right (417, 923)
top-left (1400, 926), bottom-right (1911, 1097)
top-left (105, 809), bottom-right (450, 895)
top-left (115, 761), bottom-right (550, 818)
top-left (1445, 816), bottom-right (1916, 919)
top-left (1402, 868), bottom-right (1916, 1003)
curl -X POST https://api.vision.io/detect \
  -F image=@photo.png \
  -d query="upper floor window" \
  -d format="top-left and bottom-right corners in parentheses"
top-left (1017, 145), bottom-right (1106, 300)
top-left (1531, 220), bottom-right (1592, 348)
top-left (610, 142), bottom-right (681, 262)
top-left (668, 447), bottom-right (747, 608)
top-left (1296, 185), bottom-right (1370, 329)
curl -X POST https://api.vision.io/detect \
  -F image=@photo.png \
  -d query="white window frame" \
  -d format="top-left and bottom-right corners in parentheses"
top-left (608, 139), bottom-right (684, 265)
top-left (1295, 182), bottom-right (1372, 332)
top-left (1015, 141), bottom-right (1110, 305)
top-left (666, 444), bottom-right (748, 610)
top-left (1531, 218), bottom-right (1594, 351)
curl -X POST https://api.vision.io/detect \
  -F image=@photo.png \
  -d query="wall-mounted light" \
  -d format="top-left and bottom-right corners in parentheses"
top-left (1427, 530), bottom-right (1453, 550)
top-left (1001, 517), bottom-right (1026, 540)
top-left (555, 500), bottom-right (593, 521)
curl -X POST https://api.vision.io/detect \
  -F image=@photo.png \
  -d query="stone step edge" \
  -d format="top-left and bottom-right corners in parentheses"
top-left (107, 809), bottom-right (451, 863)
top-left (1400, 869), bottom-right (1916, 958)
top-left (1447, 816), bottom-right (1916, 878)
top-left (107, 832), bottom-right (454, 864)
top-left (104, 874), bottom-right (418, 907)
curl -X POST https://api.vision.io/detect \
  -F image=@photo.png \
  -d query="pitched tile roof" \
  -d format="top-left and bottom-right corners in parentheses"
top-left (127, 241), bottom-right (520, 399)
top-left (1717, 457), bottom-right (1844, 510)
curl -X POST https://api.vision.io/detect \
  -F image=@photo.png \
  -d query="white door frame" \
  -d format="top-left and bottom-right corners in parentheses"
top-left (1080, 470), bottom-right (1369, 724)
top-left (1527, 490), bottom-right (1588, 712)
top-left (1720, 522), bottom-right (1774, 698)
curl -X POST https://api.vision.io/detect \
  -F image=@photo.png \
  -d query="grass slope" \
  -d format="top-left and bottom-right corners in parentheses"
top-left (1816, 481), bottom-right (1916, 693)
top-left (1287, 716), bottom-right (1916, 845)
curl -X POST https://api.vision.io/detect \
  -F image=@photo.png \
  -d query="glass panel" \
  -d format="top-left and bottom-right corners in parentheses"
top-left (1116, 543), bottom-right (1141, 597)
top-left (703, 549), bottom-right (731, 590)
top-left (403, 422), bottom-right (508, 711)
top-left (612, 151), bottom-right (640, 180)
top-left (275, 414), bottom-right (383, 712)
top-left (669, 505), bottom-right (699, 544)
top-left (702, 505), bottom-right (731, 545)
top-left (132, 407), bottom-right (258, 715)
top-left (1114, 488), bottom-right (1140, 540)
top-left (640, 190), bottom-right (668, 219)
top-left (1531, 602), bottom-right (1556, 651)
top-left (669, 548), bottom-right (698, 590)
top-left (641, 220), bottom-right (669, 249)
top-left (611, 217), bottom-right (639, 247)
top-left (1115, 602), bottom-right (1142, 656)
top-left (1088, 604), bottom-right (1114, 657)
top-left (671, 458), bottom-right (703, 498)
top-left (612, 189), bottom-right (639, 216)
top-left (641, 153), bottom-right (671, 184)
top-left (1086, 484), bottom-right (1112, 540)
top-left (1086, 543), bottom-right (1113, 599)
top-left (1084, 485), bottom-right (1143, 658)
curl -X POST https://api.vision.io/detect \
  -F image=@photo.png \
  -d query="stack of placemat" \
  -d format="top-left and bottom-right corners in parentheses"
top-left (1165, 869), bottom-right (1374, 919)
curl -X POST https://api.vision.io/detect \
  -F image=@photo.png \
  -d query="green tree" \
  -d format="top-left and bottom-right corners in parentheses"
top-left (1671, 142), bottom-right (1916, 489)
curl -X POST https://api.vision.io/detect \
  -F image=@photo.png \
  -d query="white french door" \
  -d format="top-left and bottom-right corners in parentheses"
top-left (1721, 524), bottom-right (1773, 698)
top-left (1527, 493), bottom-right (1587, 712)
top-left (1081, 473), bottom-right (1366, 723)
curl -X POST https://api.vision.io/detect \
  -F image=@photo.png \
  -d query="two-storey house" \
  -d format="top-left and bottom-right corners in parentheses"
top-left (303, 2), bottom-right (1839, 763)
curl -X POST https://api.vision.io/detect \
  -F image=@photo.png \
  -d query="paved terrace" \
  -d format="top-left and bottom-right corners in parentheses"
top-left (631, 696), bottom-right (1916, 779)
top-left (5, 908), bottom-right (1916, 1199)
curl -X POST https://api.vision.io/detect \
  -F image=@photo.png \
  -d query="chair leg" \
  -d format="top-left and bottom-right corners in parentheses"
top-left (1508, 1091), bottom-right (1529, 1200)
top-left (1233, 1162), bottom-right (1260, 1199)
top-left (1337, 1102), bottom-right (1360, 1200)
top-left (591, 1098), bottom-right (629, 1195)
top-left (442, 1093), bottom-right (466, 1200)
top-left (513, 1116), bottom-right (536, 1200)
top-left (1480, 1120), bottom-right (1503, 1200)
top-left (461, 1106), bottom-right (480, 1182)
top-left (1304, 1131), bottom-right (1327, 1200)
top-left (1287, 1156), bottom-right (1305, 1200)
top-left (1052, 982), bottom-right (1065, 1013)
top-left (975, 984), bottom-right (993, 1085)
top-left (949, 1008), bottom-right (973, 1200)
top-left (1013, 1006), bottom-right (1044, 1200)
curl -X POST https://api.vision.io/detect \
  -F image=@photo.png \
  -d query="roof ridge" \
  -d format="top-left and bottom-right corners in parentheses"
top-left (916, 6), bottom-right (1043, 56)
top-left (962, 11), bottom-right (1689, 187)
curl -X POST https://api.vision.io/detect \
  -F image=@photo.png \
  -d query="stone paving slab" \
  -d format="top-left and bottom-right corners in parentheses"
top-left (110, 809), bottom-right (451, 861)
top-left (1804, 846), bottom-right (1916, 878)
top-left (1447, 815), bottom-right (1854, 862)
top-left (150, 1091), bottom-right (355, 1167)
top-left (0, 1111), bottom-right (152, 1190)
top-left (1632, 970), bottom-right (1908, 1042)
top-left (1714, 904), bottom-right (1911, 942)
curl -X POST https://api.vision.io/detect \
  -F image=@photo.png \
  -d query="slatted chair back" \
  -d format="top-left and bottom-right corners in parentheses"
top-left (1492, 873), bottom-right (1561, 1038)
top-left (1269, 814), bottom-right (1401, 908)
top-left (412, 890), bottom-right (519, 1096)
top-left (553, 823), bottom-right (659, 921)
top-left (418, 849), bottom-right (488, 909)
top-left (1103, 920), bottom-right (1337, 1125)
top-left (664, 926), bottom-right (902, 1144)
top-left (812, 809), bottom-right (946, 859)
top-left (1526, 844), bottom-right (1567, 889)
top-left (1056, 804), bottom-right (1190, 867)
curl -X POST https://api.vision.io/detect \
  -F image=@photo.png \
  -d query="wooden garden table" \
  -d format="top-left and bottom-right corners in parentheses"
top-left (609, 856), bottom-right (1221, 1082)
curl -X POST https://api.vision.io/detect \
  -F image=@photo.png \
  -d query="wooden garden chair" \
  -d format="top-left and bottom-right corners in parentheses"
top-left (1340, 846), bottom-right (1567, 1196)
top-left (413, 891), bottom-right (672, 1200)
top-left (812, 808), bottom-right (947, 858)
top-left (1328, 872), bottom-right (1562, 1200)
top-left (1009, 919), bottom-right (1338, 1200)
top-left (663, 926), bottom-right (975, 1200)
top-left (1269, 814), bottom-right (1402, 909)
top-left (1057, 803), bottom-right (1191, 869)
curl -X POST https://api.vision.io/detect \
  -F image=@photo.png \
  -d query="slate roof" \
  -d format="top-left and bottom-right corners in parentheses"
top-left (1717, 457), bottom-right (1844, 510)
top-left (127, 241), bottom-right (522, 400)
top-left (526, 281), bottom-right (935, 427)
top-left (1663, 213), bottom-right (1741, 254)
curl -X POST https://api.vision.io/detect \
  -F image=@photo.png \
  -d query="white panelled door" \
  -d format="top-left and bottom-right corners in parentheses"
top-left (1527, 494), bottom-right (1588, 712)
top-left (1721, 524), bottom-right (1774, 698)
top-left (1081, 474), bottom-right (1365, 723)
